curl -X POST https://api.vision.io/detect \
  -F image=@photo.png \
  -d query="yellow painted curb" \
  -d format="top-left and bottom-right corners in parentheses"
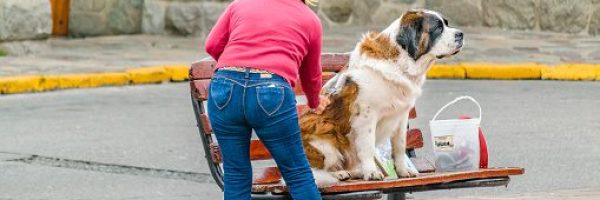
top-left (541, 64), bottom-right (600, 81)
top-left (56, 74), bottom-right (94, 89)
top-left (0, 75), bottom-right (43, 94)
top-left (40, 75), bottom-right (60, 91)
top-left (1, 62), bottom-right (598, 96)
top-left (462, 63), bottom-right (542, 80)
top-left (427, 64), bottom-right (466, 79)
top-left (126, 66), bottom-right (170, 84)
top-left (164, 65), bottom-right (190, 81)
top-left (90, 72), bottom-right (130, 87)
top-left (0, 65), bottom-right (187, 95)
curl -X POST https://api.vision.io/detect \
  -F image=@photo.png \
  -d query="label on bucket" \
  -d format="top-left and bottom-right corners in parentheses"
top-left (434, 135), bottom-right (455, 152)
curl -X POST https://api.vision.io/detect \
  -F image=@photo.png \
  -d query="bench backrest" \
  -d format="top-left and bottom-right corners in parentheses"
top-left (189, 53), bottom-right (421, 164)
top-left (190, 54), bottom-right (425, 187)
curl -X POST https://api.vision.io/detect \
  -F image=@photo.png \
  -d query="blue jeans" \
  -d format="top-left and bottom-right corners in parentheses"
top-left (207, 69), bottom-right (322, 200)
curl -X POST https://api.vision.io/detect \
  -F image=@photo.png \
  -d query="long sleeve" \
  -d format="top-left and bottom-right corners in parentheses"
top-left (204, 4), bottom-right (233, 61)
top-left (299, 23), bottom-right (323, 109)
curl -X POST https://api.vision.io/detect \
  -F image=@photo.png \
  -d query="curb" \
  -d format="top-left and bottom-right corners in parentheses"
top-left (426, 63), bottom-right (600, 81)
top-left (0, 63), bottom-right (598, 95)
top-left (0, 65), bottom-right (189, 95)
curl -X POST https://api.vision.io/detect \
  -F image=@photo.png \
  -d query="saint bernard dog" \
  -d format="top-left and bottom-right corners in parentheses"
top-left (300, 9), bottom-right (464, 184)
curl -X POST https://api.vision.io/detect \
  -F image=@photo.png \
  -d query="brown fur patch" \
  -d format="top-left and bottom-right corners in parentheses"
top-left (400, 10), bottom-right (424, 27)
top-left (359, 32), bottom-right (400, 60)
top-left (417, 16), bottom-right (431, 59)
top-left (402, 10), bottom-right (432, 60)
top-left (300, 78), bottom-right (359, 170)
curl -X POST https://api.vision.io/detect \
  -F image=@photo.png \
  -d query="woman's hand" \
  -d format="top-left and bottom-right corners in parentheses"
top-left (310, 95), bottom-right (331, 114)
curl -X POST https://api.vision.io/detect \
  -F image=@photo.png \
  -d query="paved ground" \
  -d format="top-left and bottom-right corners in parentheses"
top-left (1, 80), bottom-right (598, 199)
top-left (2, 26), bottom-right (600, 77)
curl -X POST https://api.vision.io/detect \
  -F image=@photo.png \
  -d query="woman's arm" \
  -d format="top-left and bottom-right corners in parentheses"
top-left (299, 22), bottom-right (323, 109)
top-left (205, 4), bottom-right (234, 61)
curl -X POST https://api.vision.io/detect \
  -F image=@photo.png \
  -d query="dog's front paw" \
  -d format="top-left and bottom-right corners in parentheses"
top-left (363, 170), bottom-right (385, 181)
top-left (331, 171), bottom-right (352, 181)
top-left (395, 167), bottom-right (418, 178)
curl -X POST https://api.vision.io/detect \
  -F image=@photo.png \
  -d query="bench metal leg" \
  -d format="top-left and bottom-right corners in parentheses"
top-left (387, 193), bottom-right (406, 200)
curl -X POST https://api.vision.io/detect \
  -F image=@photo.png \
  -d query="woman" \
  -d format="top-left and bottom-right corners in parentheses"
top-left (204, 0), bottom-right (326, 199)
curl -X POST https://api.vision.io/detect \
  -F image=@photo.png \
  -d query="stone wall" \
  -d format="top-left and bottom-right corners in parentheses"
top-left (0, 0), bottom-right (51, 42)
top-left (69, 0), bottom-right (144, 37)
top-left (137, 0), bottom-right (413, 36)
top-left (428, 0), bottom-right (600, 35)
top-left (2, 0), bottom-right (600, 41)
top-left (134, 0), bottom-right (600, 36)
top-left (161, 0), bottom-right (227, 36)
top-left (319, 0), bottom-right (600, 35)
top-left (69, 0), bottom-right (228, 37)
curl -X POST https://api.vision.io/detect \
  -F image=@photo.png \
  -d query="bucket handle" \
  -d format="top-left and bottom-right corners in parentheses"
top-left (431, 96), bottom-right (482, 121)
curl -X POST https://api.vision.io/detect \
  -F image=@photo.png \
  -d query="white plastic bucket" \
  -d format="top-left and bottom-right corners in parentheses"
top-left (429, 96), bottom-right (482, 172)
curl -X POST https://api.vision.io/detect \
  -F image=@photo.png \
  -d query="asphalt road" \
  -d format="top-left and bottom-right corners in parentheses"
top-left (0, 80), bottom-right (599, 199)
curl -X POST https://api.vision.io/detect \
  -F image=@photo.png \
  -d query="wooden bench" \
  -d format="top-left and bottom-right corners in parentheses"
top-left (189, 53), bottom-right (524, 200)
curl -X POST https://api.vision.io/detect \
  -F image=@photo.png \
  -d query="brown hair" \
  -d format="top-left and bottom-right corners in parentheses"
top-left (300, 78), bottom-right (359, 169)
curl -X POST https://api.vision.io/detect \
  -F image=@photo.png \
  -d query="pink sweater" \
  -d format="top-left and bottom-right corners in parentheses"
top-left (205, 0), bottom-right (323, 108)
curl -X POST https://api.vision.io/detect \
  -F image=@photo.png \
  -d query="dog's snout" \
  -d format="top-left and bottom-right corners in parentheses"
top-left (455, 32), bottom-right (464, 40)
top-left (454, 31), bottom-right (464, 49)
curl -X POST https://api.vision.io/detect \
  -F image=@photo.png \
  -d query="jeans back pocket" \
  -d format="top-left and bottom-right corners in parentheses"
top-left (210, 78), bottom-right (234, 110)
top-left (256, 84), bottom-right (285, 116)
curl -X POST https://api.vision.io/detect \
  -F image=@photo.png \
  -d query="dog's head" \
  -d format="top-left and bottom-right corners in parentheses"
top-left (392, 9), bottom-right (463, 61)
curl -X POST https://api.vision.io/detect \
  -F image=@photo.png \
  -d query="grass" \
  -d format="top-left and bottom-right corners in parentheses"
top-left (0, 48), bottom-right (6, 57)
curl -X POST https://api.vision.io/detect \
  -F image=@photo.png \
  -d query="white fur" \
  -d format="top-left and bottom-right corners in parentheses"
top-left (311, 10), bottom-right (463, 182)
top-left (311, 169), bottom-right (340, 186)
top-left (309, 140), bottom-right (344, 170)
top-left (425, 10), bottom-right (464, 57)
top-left (429, 26), bottom-right (462, 57)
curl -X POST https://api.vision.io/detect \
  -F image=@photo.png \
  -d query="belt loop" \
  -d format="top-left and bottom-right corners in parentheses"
top-left (244, 67), bottom-right (250, 79)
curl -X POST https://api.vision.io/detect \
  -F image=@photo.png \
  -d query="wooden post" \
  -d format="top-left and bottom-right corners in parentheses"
top-left (50, 0), bottom-right (70, 36)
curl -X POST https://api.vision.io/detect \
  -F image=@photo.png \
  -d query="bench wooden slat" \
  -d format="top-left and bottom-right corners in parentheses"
top-left (191, 73), bottom-right (337, 100)
top-left (409, 107), bottom-right (417, 119)
top-left (322, 168), bottom-right (524, 193)
top-left (293, 72), bottom-right (338, 95)
top-left (209, 130), bottom-right (424, 164)
top-left (249, 158), bottom-right (435, 187)
top-left (253, 166), bottom-right (282, 185)
top-left (249, 139), bottom-right (272, 161)
top-left (209, 143), bottom-right (223, 163)
top-left (209, 139), bottom-right (272, 163)
top-left (200, 107), bottom-right (421, 163)
top-left (296, 105), bottom-right (309, 114)
top-left (251, 167), bottom-right (525, 193)
top-left (190, 60), bottom-right (217, 80)
top-left (197, 107), bottom-right (417, 139)
top-left (406, 129), bottom-right (423, 149)
top-left (190, 79), bottom-right (210, 100)
top-left (199, 114), bottom-right (212, 134)
top-left (189, 53), bottom-right (349, 80)
top-left (321, 53), bottom-right (350, 72)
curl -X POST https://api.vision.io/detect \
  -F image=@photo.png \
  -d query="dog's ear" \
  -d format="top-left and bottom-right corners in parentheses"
top-left (396, 11), bottom-right (428, 60)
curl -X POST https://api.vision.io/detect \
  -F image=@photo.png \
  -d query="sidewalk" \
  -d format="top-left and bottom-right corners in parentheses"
top-left (0, 27), bottom-right (599, 93)
top-left (415, 188), bottom-right (600, 200)
top-left (2, 27), bottom-right (600, 76)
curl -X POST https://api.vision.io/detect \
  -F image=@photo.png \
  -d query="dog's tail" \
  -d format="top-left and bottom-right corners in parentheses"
top-left (321, 73), bottom-right (348, 96)
top-left (312, 168), bottom-right (339, 186)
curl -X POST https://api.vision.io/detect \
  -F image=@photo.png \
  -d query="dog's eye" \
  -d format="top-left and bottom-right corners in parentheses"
top-left (443, 18), bottom-right (449, 26)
